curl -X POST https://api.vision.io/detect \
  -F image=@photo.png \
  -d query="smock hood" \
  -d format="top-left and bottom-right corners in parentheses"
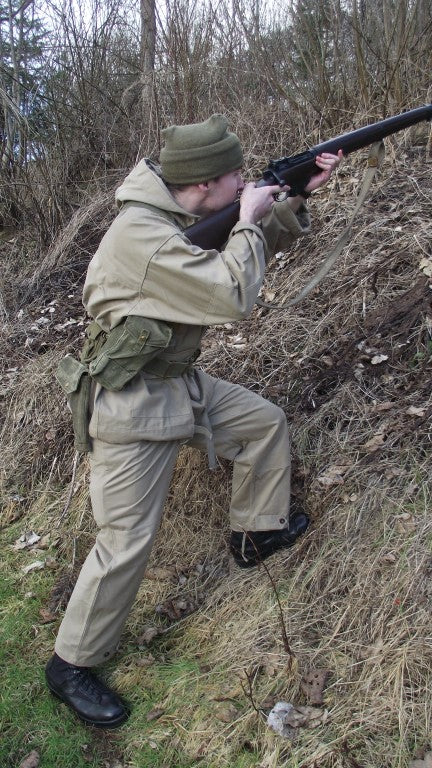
top-left (114, 159), bottom-right (198, 222)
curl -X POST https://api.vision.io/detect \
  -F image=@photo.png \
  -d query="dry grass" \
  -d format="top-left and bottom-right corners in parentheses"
top-left (1, 129), bottom-right (431, 767)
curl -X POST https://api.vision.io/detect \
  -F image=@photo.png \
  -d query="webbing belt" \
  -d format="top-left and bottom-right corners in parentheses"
top-left (144, 355), bottom-right (197, 378)
top-left (256, 141), bottom-right (385, 310)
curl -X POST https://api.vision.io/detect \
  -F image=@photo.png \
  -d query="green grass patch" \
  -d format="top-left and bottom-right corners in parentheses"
top-left (0, 528), bottom-right (125, 768)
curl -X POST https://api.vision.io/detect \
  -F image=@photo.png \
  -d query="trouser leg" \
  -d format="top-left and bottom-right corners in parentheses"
top-left (188, 372), bottom-right (291, 532)
top-left (55, 438), bottom-right (179, 667)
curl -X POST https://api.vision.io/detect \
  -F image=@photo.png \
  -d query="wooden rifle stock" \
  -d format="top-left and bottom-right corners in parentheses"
top-left (184, 105), bottom-right (432, 251)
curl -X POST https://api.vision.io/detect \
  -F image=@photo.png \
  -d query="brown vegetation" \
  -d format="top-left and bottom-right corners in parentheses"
top-left (1, 0), bottom-right (432, 766)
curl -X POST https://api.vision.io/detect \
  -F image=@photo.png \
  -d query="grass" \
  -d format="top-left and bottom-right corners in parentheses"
top-left (1, 469), bottom-right (431, 766)
top-left (0, 529), bottom-right (113, 768)
top-left (1, 142), bottom-right (432, 767)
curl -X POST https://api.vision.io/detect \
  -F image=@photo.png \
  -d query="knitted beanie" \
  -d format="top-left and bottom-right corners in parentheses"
top-left (160, 114), bottom-right (243, 184)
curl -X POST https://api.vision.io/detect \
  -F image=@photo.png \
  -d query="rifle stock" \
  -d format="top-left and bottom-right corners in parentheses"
top-left (184, 105), bottom-right (432, 251)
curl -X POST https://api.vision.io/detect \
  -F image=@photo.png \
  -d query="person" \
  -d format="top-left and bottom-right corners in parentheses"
top-left (45, 114), bottom-right (341, 728)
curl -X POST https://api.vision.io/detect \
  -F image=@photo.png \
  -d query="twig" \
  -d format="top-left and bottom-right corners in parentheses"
top-left (56, 451), bottom-right (80, 527)
top-left (238, 668), bottom-right (265, 717)
top-left (245, 531), bottom-right (295, 665)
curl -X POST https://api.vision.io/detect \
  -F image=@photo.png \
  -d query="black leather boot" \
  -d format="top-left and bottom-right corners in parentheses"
top-left (45, 654), bottom-right (129, 728)
top-left (230, 511), bottom-right (310, 568)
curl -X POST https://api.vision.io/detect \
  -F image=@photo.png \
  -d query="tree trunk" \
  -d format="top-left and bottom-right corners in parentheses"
top-left (140, 0), bottom-right (157, 153)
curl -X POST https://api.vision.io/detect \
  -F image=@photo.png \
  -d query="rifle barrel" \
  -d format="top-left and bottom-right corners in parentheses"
top-left (185, 105), bottom-right (432, 249)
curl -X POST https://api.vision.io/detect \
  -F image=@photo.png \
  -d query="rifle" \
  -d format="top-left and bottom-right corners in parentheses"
top-left (184, 105), bottom-right (432, 251)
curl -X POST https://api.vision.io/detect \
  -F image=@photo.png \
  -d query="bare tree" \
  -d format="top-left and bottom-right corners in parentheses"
top-left (140, 0), bottom-right (157, 146)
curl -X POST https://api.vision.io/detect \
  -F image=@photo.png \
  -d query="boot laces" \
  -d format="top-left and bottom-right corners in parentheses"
top-left (69, 668), bottom-right (108, 701)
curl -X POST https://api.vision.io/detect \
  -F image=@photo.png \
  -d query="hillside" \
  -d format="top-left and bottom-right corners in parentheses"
top-left (1, 130), bottom-right (431, 768)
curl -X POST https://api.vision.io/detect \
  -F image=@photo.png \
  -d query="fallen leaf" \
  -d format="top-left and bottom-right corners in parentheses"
top-left (156, 596), bottom-right (196, 622)
top-left (361, 432), bottom-right (386, 453)
top-left (19, 751), bottom-right (40, 768)
top-left (419, 257), bottom-right (432, 277)
top-left (370, 401), bottom-right (394, 413)
top-left (380, 552), bottom-right (397, 564)
top-left (406, 406), bottom-right (426, 417)
top-left (14, 531), bottom-right (41, 550)
top-left (267, 701), bottom-right (327, 738)
top-left (370, 354), bottom-right (389, 365)
top-left (395, 513), bottom-right (416, 535)
top-left (137, 626), bottom-right (161, 646)
top-left (39, 608), bottom-right (57, 623)
top-left (359, 638), bottom-right (385, 661)
top-left (317, 463), bottom-right (352, 487)
top-left (22, 560), bottom-right (45, 574)
top-left (146, 707), bottom-right (165, 722)
top-left (262, 652), bottom-right (283, 677)
top-left (409, 751), bottom-right (432, 768)
top-left (300, 668), bottom-right (331, 705)
top-left (144, 566), bottom-right (176, 580)
top-left (267, 702), bottom-right (297, 739)
top-left (213, 702), bottom-right (238, 723)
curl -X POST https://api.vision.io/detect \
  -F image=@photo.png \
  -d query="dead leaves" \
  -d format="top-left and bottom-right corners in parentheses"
top-left (137, 625), bottom-right (162, 646)
top-left (406, 405), bottom-right (426, 417)
top-left (410, 752), bottom-right (432, 768)
top-left (267, 701), bottom-right (328, 739)
top-left (419, 257), bottom-right (432, 277)
top-left (261, 662), bottom-right (331, 741)
top-left (19, 752), bottom-right (40, 768)
top-left (14, 531), bottom-right (41, 550)
top-left (316, 462), bottom-right (352, 487)
top-left (12, 530), bottom-right (59, 575)
top-left (370, 353), bottom-right (389, 365)
top-left (144, 566), bottom-right (176, 581)
top-left (146, 707), bottom-right (165, 722)
top-left (395, 512), bottom-right (416, 535)
top-left (356, 340), bottom-right (389, 366)
top-left (361, 430), bottom-right (387, 453)
top-left (213, 702), bottom-right (239, 723)
top-left (22, 560), bottom-right (46, 575)
top-left (300, 668), bottom-right (331, 706)
top-left (156, 596), bottom-right (196, 622)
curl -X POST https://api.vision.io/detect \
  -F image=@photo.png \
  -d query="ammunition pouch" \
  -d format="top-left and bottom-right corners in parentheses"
top-left (56, 355), bottom-right (93, 453)
top-left (86, 315), bottom-right (173, 392)
top-left (56, 315), bottom-right (198, 452)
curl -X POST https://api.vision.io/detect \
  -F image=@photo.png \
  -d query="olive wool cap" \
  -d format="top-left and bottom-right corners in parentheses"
top-left (160, 114), bottom-right (243, 184)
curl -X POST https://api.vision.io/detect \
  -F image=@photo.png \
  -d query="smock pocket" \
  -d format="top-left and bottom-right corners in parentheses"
top-left (88, 315), bottom-right (172, 391)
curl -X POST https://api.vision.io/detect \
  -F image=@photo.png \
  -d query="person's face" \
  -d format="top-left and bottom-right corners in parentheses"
top-left (200, 169), bottom-right (244, 213)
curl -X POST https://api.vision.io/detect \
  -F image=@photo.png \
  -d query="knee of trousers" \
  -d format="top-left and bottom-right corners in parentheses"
top-left (261, 401), bottom-right (290, 441)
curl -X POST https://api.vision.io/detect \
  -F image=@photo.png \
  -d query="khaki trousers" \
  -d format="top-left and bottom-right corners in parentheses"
top-left (55, 371), bottom-right (291, 666)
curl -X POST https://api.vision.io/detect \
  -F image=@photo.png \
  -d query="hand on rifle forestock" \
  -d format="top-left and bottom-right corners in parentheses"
top-left (303, 149), bottom-right (344, 194)
top-left (184, 105), bottom-right (432, 250)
